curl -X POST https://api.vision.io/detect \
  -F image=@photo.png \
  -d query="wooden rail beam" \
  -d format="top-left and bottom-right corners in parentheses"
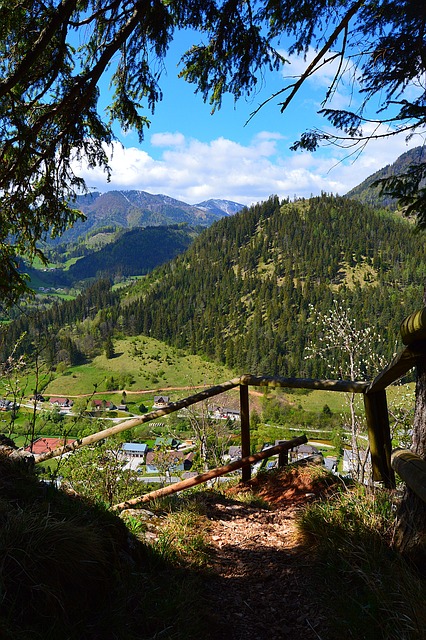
top-left (240, 374), bottom-right (368, 393)
top-left (113, 435), bottom-right (308, 510)
top-left (366, 347), bottom-right (421, 393)
top-left (391, 449), bottom-right (426, 504)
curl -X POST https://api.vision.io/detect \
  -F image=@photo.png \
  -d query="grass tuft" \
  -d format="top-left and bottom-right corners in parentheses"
top-left (297, 486), bottom-right (426, 639)
top-left (0, 453), bottom-right (211, 639)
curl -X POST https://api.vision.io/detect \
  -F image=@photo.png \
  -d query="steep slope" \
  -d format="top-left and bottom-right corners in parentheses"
top-left (345, 146), bottom-right (426, 209)
top-left (121, 194), bottom-right (426, 377)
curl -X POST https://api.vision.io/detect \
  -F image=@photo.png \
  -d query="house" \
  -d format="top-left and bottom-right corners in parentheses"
top-left (0, 399), bottom-right (17, 411)
top-left (153, 395), bottom-right (170, 408)
top-left (30, 394), bottom-right (45, 403)
top-left (324, 456), bottom-right (338, 472)
top-left (49, 397), bottom-right (73, 408)
top-left (117, 404), bottom-right (127, 411)
top-left (145, 451), bottom-right (158, 473)
top-left (25, 437), bottom-right (75, 455)
top-left (227, 445), bottom-right (242, 462)
top-left (286, 443), bottom-right (320, 463)
top-left (91, 399), bottom-right (116, 411)
top-left (211, 406), bottom-right (240, 421)
top-left (121, 442), bottom-right (148, 460)
top-left (181, 451), bottom-right (195, 471)
top-left (154, 437), bottom-right (180, 450)
top-left (169, 450), bottom-right (195, 472)
top-left (145, 450), bottom-right (194, 474)
top-left (120, 442), bottom-right (148, 472)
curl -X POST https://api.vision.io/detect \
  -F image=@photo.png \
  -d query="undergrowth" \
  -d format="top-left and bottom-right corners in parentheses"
top-left (0, 454), bottom-right (211, 640)
top-left (2, 451), bottom-right (425, 640)
top-left (297, 485), bottom-right (426, 640)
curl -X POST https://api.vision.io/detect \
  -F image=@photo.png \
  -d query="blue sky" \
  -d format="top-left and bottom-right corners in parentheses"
top-left (75, 29), bottom-right (423, 206)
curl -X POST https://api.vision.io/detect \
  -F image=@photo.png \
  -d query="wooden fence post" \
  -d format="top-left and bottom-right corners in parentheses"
top-left (277, 441), bottom-right (289, 467)
top-left (364, 390), bottom-right (395, 488)
top-left (240, 383), bottom-right (251, 482)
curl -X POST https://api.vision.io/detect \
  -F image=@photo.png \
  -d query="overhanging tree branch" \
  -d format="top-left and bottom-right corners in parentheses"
top-left (278, 0), bottom-right (364, 115)
top-left (0, 0), bottom-right (79, 98)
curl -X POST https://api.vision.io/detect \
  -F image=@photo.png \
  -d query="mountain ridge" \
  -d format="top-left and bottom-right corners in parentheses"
top-left (345, 146), bottom-right (426, 208)
top-left (6, 193), bottom-right (425, 381)
top-left (50, 190), bottom-right (245, 245)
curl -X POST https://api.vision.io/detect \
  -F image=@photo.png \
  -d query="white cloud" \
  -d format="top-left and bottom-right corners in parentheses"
top-left (74, 128), bottom-right (423, 206)
top-left (151, 132), bottom-right (186, 147)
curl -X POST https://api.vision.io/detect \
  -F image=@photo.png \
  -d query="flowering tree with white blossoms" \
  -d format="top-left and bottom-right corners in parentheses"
top-left (306, 301), bottom-right (389, 482)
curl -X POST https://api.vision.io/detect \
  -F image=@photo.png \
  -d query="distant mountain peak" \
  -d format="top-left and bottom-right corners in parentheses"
top-left (52, 190), bottom-right (244, 245)
top-left (195, 198), bottom-right (245, 216)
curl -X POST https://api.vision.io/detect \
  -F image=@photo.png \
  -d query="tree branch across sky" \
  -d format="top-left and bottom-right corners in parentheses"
top-left (1, 0), bottom-right (426, 304)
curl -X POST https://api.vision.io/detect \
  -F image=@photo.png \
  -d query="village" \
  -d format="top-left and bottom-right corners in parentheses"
top-left (1, 391), bottom-right (347, 481)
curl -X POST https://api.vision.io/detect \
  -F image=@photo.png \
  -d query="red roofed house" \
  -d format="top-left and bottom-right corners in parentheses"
top-left (25, 437), bottom-right (75, 455)
top-left (91, 399), bottom-right (116, 411)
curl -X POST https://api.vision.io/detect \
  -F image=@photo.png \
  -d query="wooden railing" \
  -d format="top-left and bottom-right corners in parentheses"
top-left (391, 449), bottom-right (426, 504)
top-left (34, 305), bottom-right (426, 501)
top-left (34, 371), bottom-right (393, 489)
top-left (113, 434), bottom-right (308, 510)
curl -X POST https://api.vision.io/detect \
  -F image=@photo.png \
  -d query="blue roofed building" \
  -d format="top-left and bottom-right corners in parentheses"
top-left (120, 442), bottom-right (148, 472)
top-left (121, 442), bottom-right (148, 459)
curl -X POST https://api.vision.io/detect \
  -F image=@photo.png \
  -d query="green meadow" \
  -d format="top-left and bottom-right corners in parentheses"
top-left (293, 381), bottom-right (415, 413)
top-left (43, 335), bottom-right (235, 398)
top-left (7, 334), bottom-right (414, 444)
top-left (15, 332), bottom-right (413, 418)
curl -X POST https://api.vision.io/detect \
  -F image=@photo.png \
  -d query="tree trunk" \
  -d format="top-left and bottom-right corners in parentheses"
top-left (393, 357), bottom-right (426, 570)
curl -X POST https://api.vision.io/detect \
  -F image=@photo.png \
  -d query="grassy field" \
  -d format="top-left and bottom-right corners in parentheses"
top-left (4, 333), bottom-right (415, 449)
top-left (286, 381), bottom-right (415, 413)
top-left (15, 332), bottom-right (415, 419)
top-left (43, 336), bottom-right (235, 397)
top-left (284, 388), bottom-right (348, 413)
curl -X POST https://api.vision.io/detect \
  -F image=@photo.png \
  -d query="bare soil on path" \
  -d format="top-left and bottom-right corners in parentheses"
top-left (201, 468), bottom-right (333, 640)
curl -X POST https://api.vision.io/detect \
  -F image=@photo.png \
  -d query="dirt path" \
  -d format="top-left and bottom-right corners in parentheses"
top-left (65, 385), bottom-right (208, 398)
top-left (201, 471), bottom-right (331, 640)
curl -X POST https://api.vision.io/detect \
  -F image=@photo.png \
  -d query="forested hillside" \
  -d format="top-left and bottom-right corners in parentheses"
top-left (65, 225), bottom-right (197, 281)
top-left (1, 279), bottom-right (119, 366)
top-left (119, 194), bottom-right (425, 377)
top-left (2, 194), bottom-right (424, 379)
top-left (345, 146), bottom-right (426, 209)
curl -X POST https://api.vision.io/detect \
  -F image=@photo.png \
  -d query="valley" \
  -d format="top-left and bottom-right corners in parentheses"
top-left (2, 188), bottom-right (422, 470)
top-left (2, 8), bottom-right (426, 639)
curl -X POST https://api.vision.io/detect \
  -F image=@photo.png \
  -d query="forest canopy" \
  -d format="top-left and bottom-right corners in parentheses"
top-left (1, 0), bottom-right (426, 305)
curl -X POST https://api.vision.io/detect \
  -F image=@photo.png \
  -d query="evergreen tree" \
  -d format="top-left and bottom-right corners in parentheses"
top-left (1, 1), bottom-right (426, 304)
top-left (105, 336), bottom-right (115, 360)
